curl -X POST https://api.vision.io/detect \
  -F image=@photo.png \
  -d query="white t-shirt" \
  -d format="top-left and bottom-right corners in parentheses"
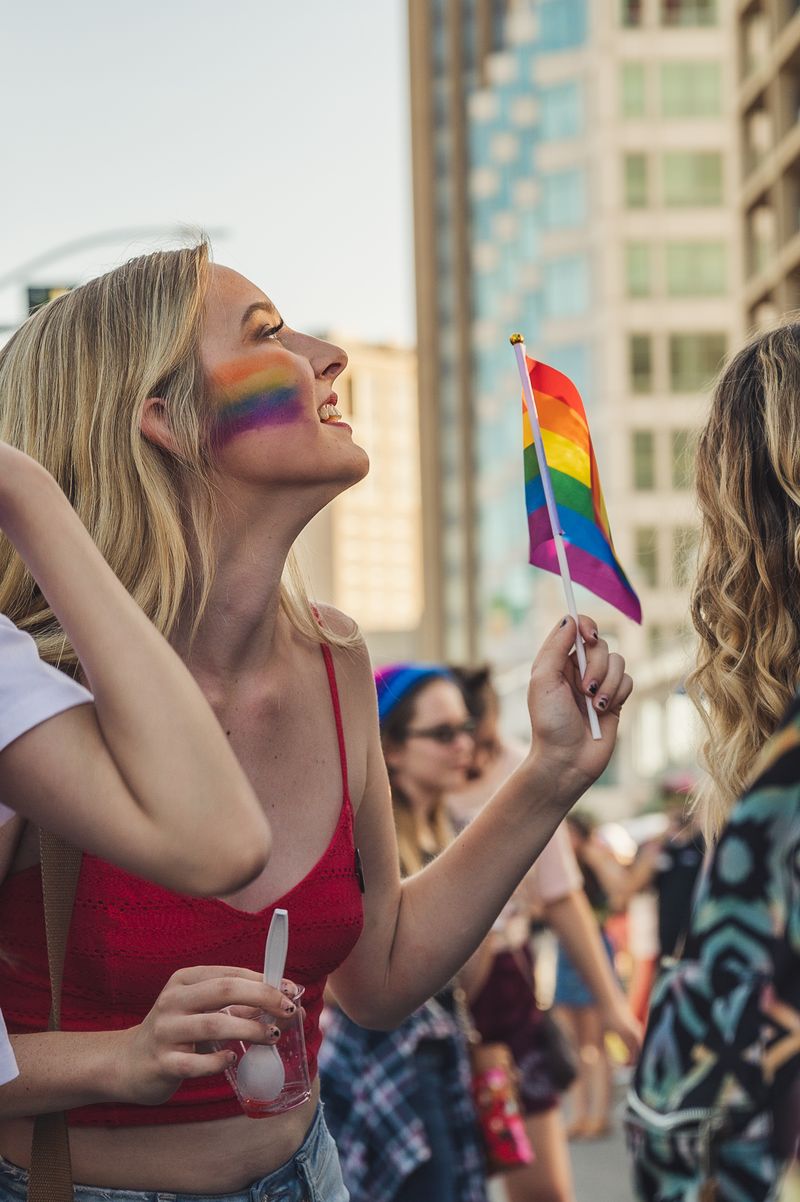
top-left (0, 614), bottom-right (93, 1084)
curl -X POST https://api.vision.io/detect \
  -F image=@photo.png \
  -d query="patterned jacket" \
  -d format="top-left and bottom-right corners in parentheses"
top-left (629, 692), bottom-right (800, 1201)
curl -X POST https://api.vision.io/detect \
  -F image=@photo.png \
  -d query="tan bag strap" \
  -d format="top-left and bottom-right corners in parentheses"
top-left (28, 829), bottom-right (82, 1202)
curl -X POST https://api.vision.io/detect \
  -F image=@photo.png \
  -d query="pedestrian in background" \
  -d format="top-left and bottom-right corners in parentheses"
top-left (552, 814), bottom-right (625, 1140)
top-left (321, 664), bottom-right (489, 1202)
top-left (448, 666), bottom-right (641, 1201)
top-left (621, 776), bottom-right (704, 1024)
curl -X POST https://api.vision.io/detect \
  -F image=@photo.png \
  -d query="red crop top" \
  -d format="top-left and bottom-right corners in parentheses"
top-left (0, 643), bottom-right (364, 1126)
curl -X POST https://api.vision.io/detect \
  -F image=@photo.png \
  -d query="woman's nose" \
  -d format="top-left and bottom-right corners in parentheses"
top-left (285, 329), bottom-right (348, 382)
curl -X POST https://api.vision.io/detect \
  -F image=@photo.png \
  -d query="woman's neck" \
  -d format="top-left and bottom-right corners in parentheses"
top-left (172, 490), bottom-right (307, 681)
top-left (398, 778), bottom-right (444, 827)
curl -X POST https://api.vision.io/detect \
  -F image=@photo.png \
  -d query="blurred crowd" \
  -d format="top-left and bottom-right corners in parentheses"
top-left (318, 661), bottom-right (701, 1202)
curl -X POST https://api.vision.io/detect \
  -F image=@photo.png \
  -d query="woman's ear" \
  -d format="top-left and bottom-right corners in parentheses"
top-left (140, 396), bottom-right (182, 455)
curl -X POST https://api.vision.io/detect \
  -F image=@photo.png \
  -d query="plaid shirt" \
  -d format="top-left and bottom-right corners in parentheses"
top-left (319, 999), bottom-right (488, 1202)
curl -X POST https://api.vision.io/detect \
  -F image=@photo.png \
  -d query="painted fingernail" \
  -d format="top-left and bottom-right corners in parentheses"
top-left (266, 1025), bottom-right (281, 1041)
top-left (280, 979), bottom-right (297, 998)
top-left (227, 1051), bottom-right (237, 1065)
top-left (560, 617), bottom-right (569, 628)
top-left (587, 681), bottom-right (599, 696)
top-left (592, 629), bottom-right (599, 642)
top-left (281, 998), bottom-right (296, 1015)
top-left (596, 696), bottom-right (609, 711)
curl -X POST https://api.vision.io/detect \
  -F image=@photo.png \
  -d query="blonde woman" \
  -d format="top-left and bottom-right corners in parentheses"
top-left (0, 244), bottom-right (631, 1202)
top-left (629, 323), bottom-right (800, 1199)
top-left (688, 324), bottom-right (800, 839)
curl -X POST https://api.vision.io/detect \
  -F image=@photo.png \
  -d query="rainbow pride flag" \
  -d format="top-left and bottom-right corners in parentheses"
top-left (523, 357), bottom-right (641, 623)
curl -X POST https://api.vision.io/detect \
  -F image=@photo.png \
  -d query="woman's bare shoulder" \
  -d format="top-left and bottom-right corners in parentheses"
top-left (312, 602), bottom-right (360, 641)
top-left (312, 605), bottom-right (377, 705)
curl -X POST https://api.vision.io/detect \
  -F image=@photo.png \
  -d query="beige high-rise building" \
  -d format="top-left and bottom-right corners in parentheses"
top-left (300, 338), bottom-right (425, 665)
top-left (408, 0), bottom-right (510, 663)
top-left (738, 0), bottom-right (800, 327)
top-left (409, 0), bottom-right (741, 812)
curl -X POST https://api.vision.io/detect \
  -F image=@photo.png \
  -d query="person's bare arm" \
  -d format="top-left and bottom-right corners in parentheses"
top-left (459, 936), bottom-right (497, 1003)
top-left (0, 444), bottom-right (269, 895)
top-left (615, 840), bottom-right (662, 905)
top-left (545, 888), bottom-right (642, 1057)
top-left (330, 616), bottom-right (633, 1029)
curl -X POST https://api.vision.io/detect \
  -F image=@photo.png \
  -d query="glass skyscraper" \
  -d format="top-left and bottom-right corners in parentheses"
top-left (409, 0), bottom-right (738, 804)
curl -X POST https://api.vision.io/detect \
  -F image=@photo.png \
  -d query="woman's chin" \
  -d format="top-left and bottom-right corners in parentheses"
top-left (331, 441), bottom-right (370, 486)
top-left (444, 767), bottom-right (471, 791)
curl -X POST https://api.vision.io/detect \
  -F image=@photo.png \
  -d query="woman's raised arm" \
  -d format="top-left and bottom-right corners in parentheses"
top-left (331, 615), bottom-right (632, 1028)
top-left (0, 442), bottom-right (270, 895)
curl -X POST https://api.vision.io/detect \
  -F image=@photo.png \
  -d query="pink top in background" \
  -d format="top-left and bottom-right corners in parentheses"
top-left (446, 737), bottom-right (582, 924)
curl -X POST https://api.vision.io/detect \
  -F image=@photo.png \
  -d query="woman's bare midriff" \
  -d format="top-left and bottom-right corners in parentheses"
top-left (0, 1082), bottom-right (320, 1193)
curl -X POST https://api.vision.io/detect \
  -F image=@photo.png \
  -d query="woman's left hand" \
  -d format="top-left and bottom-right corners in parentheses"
top-left (525, 615), bottom-right (632, 800)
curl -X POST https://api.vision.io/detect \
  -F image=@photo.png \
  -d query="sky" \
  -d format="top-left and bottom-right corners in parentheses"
top-left (0, 0), bottom-right (415, 343)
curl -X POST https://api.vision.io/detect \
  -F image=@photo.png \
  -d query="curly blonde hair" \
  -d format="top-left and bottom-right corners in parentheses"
top-left (0, 242), bottom-right (352, 666)
top-left (687, 320), bottom-right (800, 840)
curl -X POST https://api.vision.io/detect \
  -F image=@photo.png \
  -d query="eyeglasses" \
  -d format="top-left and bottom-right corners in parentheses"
top-left (404, 719), bottom-right (477, 745)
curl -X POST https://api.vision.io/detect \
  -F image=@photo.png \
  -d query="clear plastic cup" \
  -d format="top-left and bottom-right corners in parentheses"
top-left (215, 986), bottom-right (311, 1117)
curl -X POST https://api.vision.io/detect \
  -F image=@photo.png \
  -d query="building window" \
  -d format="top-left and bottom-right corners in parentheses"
top-left (630, 333), bottom-right (653, 393)
top-left (543, 255), bottom-right (591, 318)
top-left (635, 527), bottom-right (659, 588)
top-left (663, 151), bottom-right (723, 206)
top-left (669, 333), bottom-right (726, 392)
top-left (542, 169), bottom-right (587, 228)
top-left (539, 0), bottom-right (588, 51)
top-left (660, 62), bottom-right (721, 117)
top-left (665, 242), bottom-right (726, 296)
top-left (621, 0), bottom-right (643, 25)
top-left (624, 153), bottom-right (649, 207)
top-left (742, 10), bottom-right (771, 77)
top-left (540, 81), bottom-right (583, 140)
top-left (632, 431), bottom-right (655, 490)
top-left (671, 430), bottom-right (694, 489)
top-left (672, 526), bottom-right (698, 588)
top-left (661, 0), bottom-right (716, 26)
top-left (747, 204), bottom-right (777, 276)
top-left (621, 63), bottom-right (647, 118)
top-left (625, 243), bottom-right (651, 296)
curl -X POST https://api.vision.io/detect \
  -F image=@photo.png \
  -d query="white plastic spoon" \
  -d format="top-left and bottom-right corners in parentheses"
top-left (236, 908), bottom-right (289, 1102)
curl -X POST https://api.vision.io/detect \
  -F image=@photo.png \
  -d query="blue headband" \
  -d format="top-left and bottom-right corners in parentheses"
top-left (374, 663), bottom-right (454, 725)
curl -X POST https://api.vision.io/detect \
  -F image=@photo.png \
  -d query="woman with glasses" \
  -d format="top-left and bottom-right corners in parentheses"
top-left (320, 664), bottom-right (492, 1202)
top-left (448, 666), bottom-right (641, 1201)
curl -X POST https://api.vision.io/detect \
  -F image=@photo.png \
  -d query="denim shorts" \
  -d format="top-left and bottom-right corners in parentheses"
top-left (0, 1104), bottom-right (349, 1202)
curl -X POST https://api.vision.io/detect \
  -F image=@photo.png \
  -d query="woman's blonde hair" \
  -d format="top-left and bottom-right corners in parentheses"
top-left (392, 794), bottom-right (454, 879)
top-left (687, 320), bottom-right (800, 841)
top-left (0, 242), bottom-right (349, 665)
top-left (379, 680), bottom-right (455, 876)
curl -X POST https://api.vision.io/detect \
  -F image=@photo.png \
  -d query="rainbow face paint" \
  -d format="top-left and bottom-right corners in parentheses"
top-left (210, 352), bottom-right (305, 448)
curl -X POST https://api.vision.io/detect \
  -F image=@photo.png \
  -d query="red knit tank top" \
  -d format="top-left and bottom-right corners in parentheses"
top-left (0, 644), bottom-right (364, 1126)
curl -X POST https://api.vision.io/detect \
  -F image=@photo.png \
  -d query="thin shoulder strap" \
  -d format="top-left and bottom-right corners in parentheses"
top-left (320, 643), bottom-right (350, 803)
top-left (28, 830), bottom-right (82, 1202)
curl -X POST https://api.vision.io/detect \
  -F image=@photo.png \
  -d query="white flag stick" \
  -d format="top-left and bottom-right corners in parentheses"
top-left (511, 334), bottom-right (602, 741)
